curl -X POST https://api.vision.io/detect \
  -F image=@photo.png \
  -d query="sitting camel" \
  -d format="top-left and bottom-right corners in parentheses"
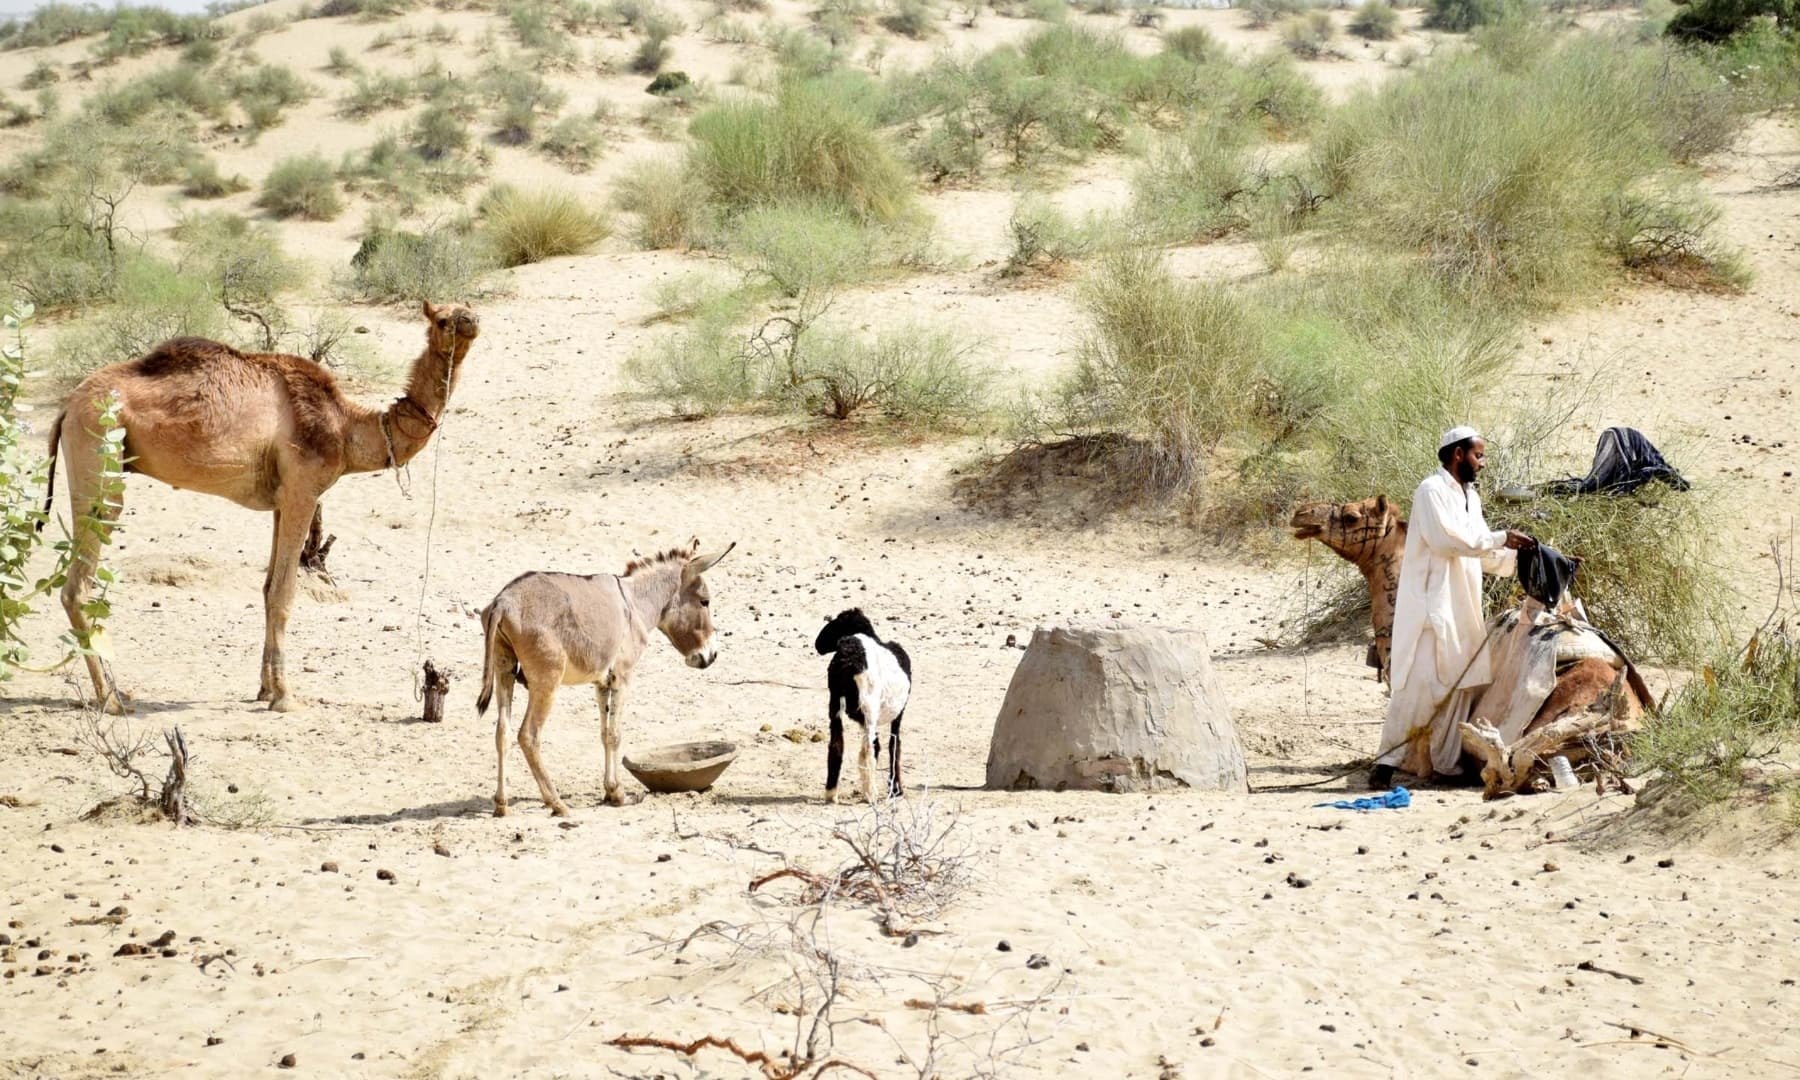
top-left (1292, 496), bottom-right (1652, 795)
top-left (45, 301), bottom-right (480, 713)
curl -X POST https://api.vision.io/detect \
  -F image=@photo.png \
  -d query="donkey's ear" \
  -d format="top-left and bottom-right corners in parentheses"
top-left (685, 541), bottom-right (736, 582)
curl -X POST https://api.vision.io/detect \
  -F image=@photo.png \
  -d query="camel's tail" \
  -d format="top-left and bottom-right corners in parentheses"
top-left (37, 409), bottom-right (64, 533)
top-left (475, 604), bottom-right (499, 716)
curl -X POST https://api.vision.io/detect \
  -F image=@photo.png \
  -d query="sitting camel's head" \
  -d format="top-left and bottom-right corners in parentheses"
top-left (1290, 495), bottom-right (1400, 560)
top-left (422, 300), bottom-right (481, 353)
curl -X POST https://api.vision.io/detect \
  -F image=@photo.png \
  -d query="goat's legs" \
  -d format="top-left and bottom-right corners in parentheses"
top-left (491, 671), bottom-right (515, 817)
top-left (516, 684), bottom-right (569, 816)
top-left (887, 709), bottom-right (905, 798)
top-left (598, 684), bottom-right (627, 807)
top-left (857, 694), bottom-right (878, 804)
top-left (825, 691), bottom-right (848, 803)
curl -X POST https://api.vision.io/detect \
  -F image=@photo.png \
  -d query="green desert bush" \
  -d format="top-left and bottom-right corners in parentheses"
top-left (1162, 25), bottom-right (1223, 64)
top-left (339, 132), bottom-right (482, 212)
top-left (348, 220), bottom-right (497, 302)
top-left (1129, 121), bottom-right (1262, 242)
top-left (478, 184), bottom-right (611, 266)
top-left (1243, 0), bottom-right (1317, 28)
top-left (631, 9), bottom-right (683, 72)
top-left (52, 255), bottom-right (228, 377)
top-left (414, 102), bottom-right (471, 158)
top-left (999, 196), bottom-right (1105, 277)
top-left (90, 63), bottom-right (229, 126)
top-left (1314, 33), bottom-right (1741, 306)
top-left (1604, 181), bottom-right (1751, 290)
top-left (23, 59), bottom-right (59, 89)
top-left (538, 114), bottom-right (607, 169)
top-left (181, 155), bottom-right (250, 198)
top-left (1632, 617), bottom-right (1800, 804)
top-left (881, 0), bottom-right (937, 37)
top-left (613, 156), bottom-right (713, 248)
top-left (257, 154), bottom-right (343, 220)
top-left (726, 200), bottom-right (879, 296)
top-left (1349, 0), bottom-right (1399, 38)
top-left (339, 70), bottom-right (412, 117)
top-left (1044, 248), bottom-right (1264, 493)
top-left (484, 57), bottom-right (567, 143)
top-left (687, 76), bottom-right (911, 221)
top-left (1425, 0), bottom-right (1535, 31)
top-left (1280, 10), bottom-right (1335, 57)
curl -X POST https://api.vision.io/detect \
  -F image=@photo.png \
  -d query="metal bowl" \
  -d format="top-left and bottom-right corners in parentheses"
top-left (622, 740), bottom-right (739, 794)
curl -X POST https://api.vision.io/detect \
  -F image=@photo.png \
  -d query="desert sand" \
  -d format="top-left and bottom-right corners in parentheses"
top-left (3, 1), bottom-right (1800, 1077)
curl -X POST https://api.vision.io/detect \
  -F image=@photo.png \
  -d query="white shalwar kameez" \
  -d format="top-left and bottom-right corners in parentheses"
top-left (1377, 468), bottom-right (1517, 777)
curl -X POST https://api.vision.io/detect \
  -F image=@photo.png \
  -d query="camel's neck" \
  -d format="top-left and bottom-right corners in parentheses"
top-left (1328, 520), bottom-right (1406, 582)
top-left (345, 337), bottom-right (468, 475)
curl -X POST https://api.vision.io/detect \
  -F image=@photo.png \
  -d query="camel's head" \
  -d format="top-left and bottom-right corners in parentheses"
top-left (659, 538), bottom-right (736, 670)
top-left (1290, 496), bottom-right (1400, 561)
top-left (422, 300), bottom-right (480, 357)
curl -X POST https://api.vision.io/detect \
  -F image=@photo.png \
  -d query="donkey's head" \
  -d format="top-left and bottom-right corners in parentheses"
top-left (659, 538), bottom-right (735, 670)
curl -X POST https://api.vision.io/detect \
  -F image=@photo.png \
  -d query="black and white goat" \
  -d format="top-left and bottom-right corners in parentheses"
top-left (814, 608), bottom-right (912, 803)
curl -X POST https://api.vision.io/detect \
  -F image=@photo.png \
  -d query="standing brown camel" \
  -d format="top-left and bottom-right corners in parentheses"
top-left (1289, 496), bottom-right (1405, 682)
top-left (44, 301), bottom-right (480, 713)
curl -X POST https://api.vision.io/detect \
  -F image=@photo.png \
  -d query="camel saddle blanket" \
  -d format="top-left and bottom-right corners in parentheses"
top-left (1470, 600), bottom-right (1638, 744)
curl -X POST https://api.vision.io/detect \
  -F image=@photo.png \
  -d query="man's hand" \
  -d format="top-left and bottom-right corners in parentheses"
top-left (1503, 530), bottom-right (1536, 551)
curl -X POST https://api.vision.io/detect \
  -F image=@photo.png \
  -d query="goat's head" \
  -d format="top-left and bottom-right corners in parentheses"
top-left (660, 538), bottom-right (735, 669)
top-left (815, 608), bottom-right (877, 655)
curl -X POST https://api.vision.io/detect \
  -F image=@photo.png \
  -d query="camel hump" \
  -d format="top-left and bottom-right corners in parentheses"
top-left (131, 337), bottom-right (249, 377)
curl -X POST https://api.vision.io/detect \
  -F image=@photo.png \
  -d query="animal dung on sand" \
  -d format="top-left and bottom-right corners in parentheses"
top-left (985, 625), bottom-right (1247, 794)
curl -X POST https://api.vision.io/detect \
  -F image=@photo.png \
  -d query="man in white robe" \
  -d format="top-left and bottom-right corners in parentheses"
top-left (1370, 427), bottom-right (1535, 788)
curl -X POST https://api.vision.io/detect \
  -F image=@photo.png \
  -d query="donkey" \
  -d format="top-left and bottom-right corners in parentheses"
top-left (476, 538), bottom-right (734, 816)
top-left (814, 608), bottom-right (911, 803)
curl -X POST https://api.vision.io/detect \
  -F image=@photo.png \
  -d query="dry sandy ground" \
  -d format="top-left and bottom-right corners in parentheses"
top-left (4, 2), bottom-right (1800, 1078)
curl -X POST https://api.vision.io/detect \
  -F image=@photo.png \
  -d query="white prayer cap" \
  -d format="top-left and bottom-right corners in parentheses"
top-left (1439, 425), bottom-right (1481, 451)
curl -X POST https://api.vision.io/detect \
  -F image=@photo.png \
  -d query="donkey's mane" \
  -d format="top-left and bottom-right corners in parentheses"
top-left (622, 546), bottom-right (694, 577)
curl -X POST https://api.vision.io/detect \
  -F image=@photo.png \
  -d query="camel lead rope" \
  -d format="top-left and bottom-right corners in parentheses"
top-left (409, 362), bottom-right (452, 702)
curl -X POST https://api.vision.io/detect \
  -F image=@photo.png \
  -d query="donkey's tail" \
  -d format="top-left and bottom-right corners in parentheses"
top-left (475, 605), bottom-right (499, 716)
top-left (36, 409), bottom-right (65, 533)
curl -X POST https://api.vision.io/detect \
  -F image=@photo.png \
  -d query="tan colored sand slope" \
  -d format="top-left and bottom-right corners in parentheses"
top-left (3, 2), bottom-right (1800, 1077)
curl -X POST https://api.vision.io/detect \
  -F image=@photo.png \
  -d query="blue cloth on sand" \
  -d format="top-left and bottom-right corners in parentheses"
top-left (1314, 786), bottom-right (1411, 811)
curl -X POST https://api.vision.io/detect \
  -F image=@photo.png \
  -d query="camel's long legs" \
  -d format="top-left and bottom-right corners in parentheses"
top-left (56, 423), bottom-right (127, 715)
top-left (258, 495), bottom-right (316, 712)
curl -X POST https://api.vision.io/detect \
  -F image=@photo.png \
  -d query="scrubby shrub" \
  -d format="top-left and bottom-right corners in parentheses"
top-left (173, 211), bottom-right (306, 347)
top-left (348, 220), bottom-right (496, 301)
top-left (1425, 0), bottom-right (1532, 31)
top-left (1000, 196), bottom-right (1103, 277)
top-left (1162, 25), bottom-right (1222, 63)
top-left (1313, 33), bottom-right (1741, 305)
top-left (881, 0), bottom-right (937, 37)
top-left (1349, 0), bottom-right (1398, 39)
top-left (326, 44), bottom-right (359, 74)
top-left (90, 63), bottom-right (229, 126)
top-left (727, 200), bottom-right (878, 296)
top-left (1047, 249), bottom-right (1262, 492)
top-left (51, 255), bottom-right (228, 377)
top-left (257, 154), bottom-right (343, 220)
top-left (1243, 0), bottom-right (1315, 28)
top-left (479, 184), bottom-right (611, 266)
top-left (1604, 181), bottom-right (1750, 289)
top-left (613, 156), bottom-right (712, 247)
top-left (484, 57), bottom-right (566, 143)
top-left (339, 70), bottom-right (412, 117)
top-left (414, 102), bottom-right (470, 158)
top-left (647, 69), bottom-right (692, 94)
top-left (340, 132), bottom-right (483, 211)
top-left (687, 76), bottom-right (911, 221)
top-left (181, 155), bottom-right (250, 198)
top-left (538, 114), bottom-right (607, 169)
top-left (1664, 0), bottom-right (1796, 42)
top-left (630, 8), bottom-right (683, 72)
top-left (1130, 122), bottom-right (1262, 242)
top-left (23, 59), bottom-right (59, 89)
top-left (1633, 618), bottom-right (1799, 804)
top-left (1280, 10), bottom-right (1336, 57)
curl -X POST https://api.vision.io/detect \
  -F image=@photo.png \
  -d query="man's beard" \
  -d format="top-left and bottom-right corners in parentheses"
top-left (1454, 459), bottom-right (1478, 485)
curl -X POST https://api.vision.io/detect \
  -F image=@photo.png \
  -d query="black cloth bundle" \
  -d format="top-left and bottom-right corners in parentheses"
top-left (1518, 542), bottom-right (1578, 608)
top-left (1545, 426), bottom-right (1689, 497)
